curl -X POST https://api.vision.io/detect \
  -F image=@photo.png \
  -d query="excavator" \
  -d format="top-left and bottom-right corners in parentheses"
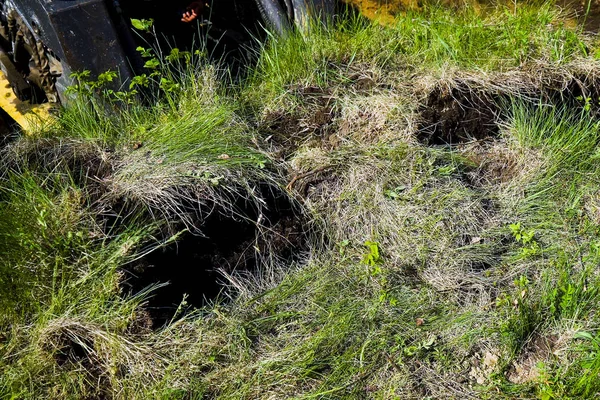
top-left (0, 0), bottom-right (343, 131)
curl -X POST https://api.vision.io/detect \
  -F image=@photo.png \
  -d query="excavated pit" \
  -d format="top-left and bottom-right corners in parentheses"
top-left (122, 188), bottom-right (307, 328)
top-left (418, 87), bottom-right (500, 146)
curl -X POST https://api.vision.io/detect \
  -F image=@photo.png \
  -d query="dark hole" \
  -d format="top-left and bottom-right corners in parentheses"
top-left (469, 261), bottom-right (493, 274)
top-left (49, 330), bottom-right (110, 394)
top-left (122, 187), bottom-right (307, 328)
top-left (115, 0), bottom-right (267, 71)
top-left (53, 334), bottom-right (94, 368)
top-left (480, 198), bottom-right (495, 212)
top-left (550, 76), bottom-right (600, 115)
top-left (0, 107), bottom-right (19, 146)
top-left (417, 87), bottom-right (500, 146)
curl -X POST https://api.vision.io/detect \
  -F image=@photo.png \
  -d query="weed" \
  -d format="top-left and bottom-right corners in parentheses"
top-left (510, 222), bottom-right (542, 257)
top-left (571, 331), bottom-right (600, 396)
top-left (361, 240), bottom-right (382, 268)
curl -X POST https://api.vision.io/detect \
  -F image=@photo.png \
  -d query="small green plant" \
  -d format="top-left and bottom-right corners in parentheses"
top-left (384, 185), bottom-right (407, 200)
top-left (548, 280), bottom-right (577, 318)
top-left (165, 48), bottom-right (192, 64)
top-left (337, 239), bottom-right (350, 256)
top-left (67, 33), bottom-right (198, 106)
top-left (536, 361), bottom-right (556, 400)
top-left (361, 240), bottom-right (381, 270)
top-left (436, 165), bottom-right (456, 177)
top-left (130, 18), bottom-right (154, 32)
top-left (542, 251), bottom-right (599, 321)
top-left (495, 274), bottom-right (543, 354)
top-left (66, 69), bottom-right (139, 104)
top-left (359, 240), bottom-right (397, 305)
top-left (67, 70), bottom-right (116, 95)
top-left (575, 95), bottom-right (600, 113)
top-left (510, 222), bottom-right (542, 257)
top-left (136, 45), bottom-right (153, 58)
top-left (403, 335), bottom-right (437, 357)
top-left (576, 95), bottom-right (593, 112)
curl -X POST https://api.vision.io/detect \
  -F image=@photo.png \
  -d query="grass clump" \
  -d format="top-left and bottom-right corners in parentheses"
top-left (0, 168), bottom-right (155, 399)
top-left (0, 52), bottom-right (291, 399)
top-left (15, 57), bottom-right (281, 231)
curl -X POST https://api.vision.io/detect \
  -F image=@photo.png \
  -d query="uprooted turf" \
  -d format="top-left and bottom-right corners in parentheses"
top-left (4, 1), bottom-right (600, 398)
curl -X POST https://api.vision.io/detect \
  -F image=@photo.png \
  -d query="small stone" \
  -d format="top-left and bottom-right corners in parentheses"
top-left (470, 236), bottom-right (483, 244)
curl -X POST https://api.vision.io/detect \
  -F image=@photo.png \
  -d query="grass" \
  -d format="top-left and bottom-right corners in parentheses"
top-left (246, 1), bottom-right (590, 103)
top-left (0, 168), bottom-right (154, 398)
top-left (3, 0), bottom-right (600, 398)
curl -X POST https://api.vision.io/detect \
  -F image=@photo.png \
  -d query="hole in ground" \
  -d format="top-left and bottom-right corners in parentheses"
top-left (44, 326), bottom-right (112, 396)
top-left (551, 76), bottom-right (600, 115)
top-left (53, 334), bottom-right (94, 368)
top-left (418, 86), bottom-right (500, 145)
top-left (122, 187), bottom-right (307, 328)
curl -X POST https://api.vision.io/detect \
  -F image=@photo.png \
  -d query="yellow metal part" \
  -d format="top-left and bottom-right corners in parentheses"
top-left (343, 0), bottom-right (483, 24)
top-left (0, 68), bottom-right (53, 133)
top-left (343, 0), bottom-right (412, 24)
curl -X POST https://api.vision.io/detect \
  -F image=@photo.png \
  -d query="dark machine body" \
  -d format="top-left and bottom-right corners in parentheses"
top-left (0, 0), bottom-right (335, 129)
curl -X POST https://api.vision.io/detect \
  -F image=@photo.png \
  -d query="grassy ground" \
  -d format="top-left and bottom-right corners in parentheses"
top-left (3, 1), bottom-right (600, 398)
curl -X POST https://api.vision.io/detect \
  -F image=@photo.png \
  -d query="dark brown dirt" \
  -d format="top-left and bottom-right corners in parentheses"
top-left (262, 86), bottom-right (337, 159)
top-left (417, 86), bottom-right (500, 145)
